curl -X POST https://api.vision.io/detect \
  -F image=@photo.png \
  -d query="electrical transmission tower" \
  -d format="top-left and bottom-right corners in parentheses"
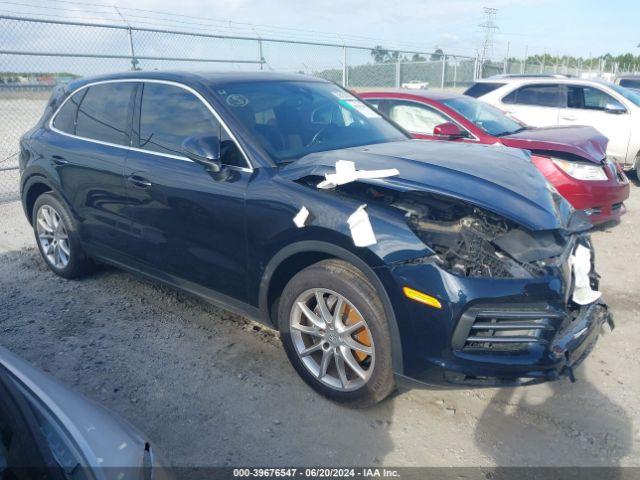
top-left (479, 7), bottom-right (498, 64)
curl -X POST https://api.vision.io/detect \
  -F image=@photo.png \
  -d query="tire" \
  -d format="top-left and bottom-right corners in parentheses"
top-left (32, 192), bottom-right (95, 279)
top-left (278, 259), bottom-right (395, 407)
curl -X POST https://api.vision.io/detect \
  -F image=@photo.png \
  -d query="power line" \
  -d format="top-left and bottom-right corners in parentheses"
top-left (479, 6), bottom-right (498, 63)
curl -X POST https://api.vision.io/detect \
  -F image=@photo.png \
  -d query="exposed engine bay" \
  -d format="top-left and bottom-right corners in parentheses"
top-left (298, 176), bottom-right (571, 278)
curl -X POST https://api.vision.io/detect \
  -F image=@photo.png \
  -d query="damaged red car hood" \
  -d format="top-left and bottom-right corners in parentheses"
top-left (499, 125), bottom-right (608, 164)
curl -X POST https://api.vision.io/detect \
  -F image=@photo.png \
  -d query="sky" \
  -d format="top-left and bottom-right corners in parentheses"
top-left (2, 0), bottom-right (639, 78)
top-left (2, 0), bottom-right (639, 59)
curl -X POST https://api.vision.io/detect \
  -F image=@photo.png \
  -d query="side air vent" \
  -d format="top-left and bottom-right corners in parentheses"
top-left (453, 307), bottom-right (565, 352)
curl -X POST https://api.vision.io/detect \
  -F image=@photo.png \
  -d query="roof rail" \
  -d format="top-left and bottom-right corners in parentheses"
top-left (487, 73), bottom-right (572, 79)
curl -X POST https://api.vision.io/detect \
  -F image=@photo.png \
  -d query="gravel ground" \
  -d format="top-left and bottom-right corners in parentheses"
top-left (0, 179), bottom-right (639, 468)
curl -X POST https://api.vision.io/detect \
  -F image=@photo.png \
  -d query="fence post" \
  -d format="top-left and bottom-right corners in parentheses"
top-left (127, 27), bottom-right (138, 71)
top-left (503, 41), bottom-right (510, 74)
top-left (342, 46), bottom-right (348, 87)
top-left (453, 57), bottom-right (457, 89)
top-left (473, 55), bottom-right (479, 80)
top-left (441, 54), bottom-right (446, 90)
top-left (259, 39), bottom-right (264, 70)
top-left (395, 56), bottom-right (401, 88)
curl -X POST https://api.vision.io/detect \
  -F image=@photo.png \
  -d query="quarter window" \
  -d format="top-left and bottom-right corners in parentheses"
top-left (75, 83), bottom-right (135, 145)
top-left (567, 86), bottom-right (625, 111)
top-left (387, 101), bottom-right (450, 135)
top-left (502, 84), bottom-right (562, 107)
top-left (52, 90), bottom-right (85, 135)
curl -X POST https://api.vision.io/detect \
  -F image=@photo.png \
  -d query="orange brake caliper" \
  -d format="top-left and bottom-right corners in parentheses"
top-left (343, 305), bottom-right (371, 362)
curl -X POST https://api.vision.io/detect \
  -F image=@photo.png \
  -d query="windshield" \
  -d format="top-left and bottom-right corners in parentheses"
top-left (214, 81), bottom-right (407, 163)
top-left (609, 82), bottom-right (640, 107)
top-left (619, 78), bottom-right (640, 89)
top-left (442, 96), bottom-right (525, 136)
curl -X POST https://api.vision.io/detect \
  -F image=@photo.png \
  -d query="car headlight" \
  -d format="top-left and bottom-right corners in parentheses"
top-left (552, 158), bottom-right (607, 181)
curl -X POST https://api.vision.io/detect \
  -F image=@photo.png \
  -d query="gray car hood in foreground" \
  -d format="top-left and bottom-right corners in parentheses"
top-left (281, 140), bottom-right (574, 231)
top-left (0, 346), bottom-right (161, 479)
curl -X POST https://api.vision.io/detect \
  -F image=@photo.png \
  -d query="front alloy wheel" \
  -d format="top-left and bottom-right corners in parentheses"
top-left (278, 259), bottom-right (395, 406)
top-left (290, 288), bottom-right (375, 392)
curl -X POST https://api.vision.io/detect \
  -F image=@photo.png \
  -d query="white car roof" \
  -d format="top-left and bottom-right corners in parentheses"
top-left (476, 77), bottom-right (615, 88)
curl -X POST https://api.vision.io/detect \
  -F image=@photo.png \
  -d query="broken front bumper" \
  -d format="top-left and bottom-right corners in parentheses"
top-left (383, 258), bottom-right (613, 388)
top-left (550, 301), bottom-right (613, 381)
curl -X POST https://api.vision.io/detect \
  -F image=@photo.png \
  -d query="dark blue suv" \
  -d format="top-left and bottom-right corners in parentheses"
top-left (19, 71), bottom-right (612, 406)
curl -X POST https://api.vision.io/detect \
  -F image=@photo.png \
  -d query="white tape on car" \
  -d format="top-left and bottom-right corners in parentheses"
top-left (317, 160), bottom-right (399, 189)
top-left (293, 206), bottom-right (310, 228)
top-left (569, 244), bottom-right (602, 305)
top-left (347, 204), bottom-right (377, 247)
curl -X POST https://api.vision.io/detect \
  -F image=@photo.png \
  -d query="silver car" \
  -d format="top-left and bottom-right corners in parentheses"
top-left (0, 346), bottom-right (170, 479)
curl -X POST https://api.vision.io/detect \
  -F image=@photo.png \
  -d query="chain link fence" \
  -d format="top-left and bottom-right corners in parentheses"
top-left (0, 15), bottom-right (479, 201)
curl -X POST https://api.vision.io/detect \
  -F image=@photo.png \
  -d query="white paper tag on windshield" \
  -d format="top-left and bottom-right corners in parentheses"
top-left (331, 91), bottom-right (380, 118)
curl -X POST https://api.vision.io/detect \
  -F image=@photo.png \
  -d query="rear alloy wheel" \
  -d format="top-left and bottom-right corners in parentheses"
top-left (36, 204), bottom-right (71, 269)
top-left (32, 193), bottom-right (95, 279)
top-left (278, 259), bottom-right (395, 406)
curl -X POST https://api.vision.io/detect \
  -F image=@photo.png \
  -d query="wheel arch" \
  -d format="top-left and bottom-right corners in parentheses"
top-left (22, 175), bottom-right (55, 225)
top-left (259, 240), bottom-right (404, 374)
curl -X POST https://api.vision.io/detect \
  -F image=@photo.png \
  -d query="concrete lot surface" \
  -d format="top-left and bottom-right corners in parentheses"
top-left (0, 179), bottom-right (638, 467)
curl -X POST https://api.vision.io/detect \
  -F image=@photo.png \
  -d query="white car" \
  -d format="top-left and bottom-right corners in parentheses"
top-left (401, 80), bottom-right (429, 90)
top-left (465, 76), bottom-right (640, 176)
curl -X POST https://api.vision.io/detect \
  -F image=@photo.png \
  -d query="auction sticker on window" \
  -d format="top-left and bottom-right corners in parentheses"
top-left (226, 93), bottom-right (249, 107)
top-left (331, 91), bottom-right (380, 118)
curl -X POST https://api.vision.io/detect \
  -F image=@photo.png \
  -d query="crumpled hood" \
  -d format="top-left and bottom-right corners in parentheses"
top-left (500, 125), bottom-right (608, 164)
top-left (281, 140), bottom-right (573, 231)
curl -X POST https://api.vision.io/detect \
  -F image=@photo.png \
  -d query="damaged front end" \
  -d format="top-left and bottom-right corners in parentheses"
top-left (283, 144), bottom-right (612, 387)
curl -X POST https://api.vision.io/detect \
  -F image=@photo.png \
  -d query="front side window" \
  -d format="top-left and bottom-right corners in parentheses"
top-left (214, 81), bottom-right (407, 164)
top-left (138, 82), bottom-right (244, 167)
top-left (567, 86), bottom-right (625, 111)
top-left (442, 96), bottom-right (525, 136)
top-left (502, 84), bottom-right (562, 107)
top-left (387, 101), bottom-right (450, 135)
top-left (75, 83), bottom-right (135, 145)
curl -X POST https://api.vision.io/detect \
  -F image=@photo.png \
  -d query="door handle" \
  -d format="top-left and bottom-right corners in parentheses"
top-left (127, 175), bottom-right (152, 189)
top-left (51, 155), bottom-right (68, 166)
top-left (561, 115), bottom-right (577, 121)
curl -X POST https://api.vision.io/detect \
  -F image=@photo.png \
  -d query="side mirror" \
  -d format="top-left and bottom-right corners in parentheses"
top-left (604, 103), bottom-right (626, 115)
top-left (433, 122), bottom-right (465, 139)
top-left (182, 135), bottom-right (222, 172)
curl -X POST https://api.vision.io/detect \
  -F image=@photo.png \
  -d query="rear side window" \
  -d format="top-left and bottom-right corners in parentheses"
top-left (463, 82), bottom-right (505, 98)
top-left (75, 83), bottom-right (135, 145)
top-left (502, 84), bottom-right (563, 107)
top-left (52, 90), bottom-right (85, 135)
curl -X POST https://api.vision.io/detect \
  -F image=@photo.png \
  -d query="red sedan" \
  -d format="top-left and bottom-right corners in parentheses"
top-left (358, 89), bottom-right (630, 225)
